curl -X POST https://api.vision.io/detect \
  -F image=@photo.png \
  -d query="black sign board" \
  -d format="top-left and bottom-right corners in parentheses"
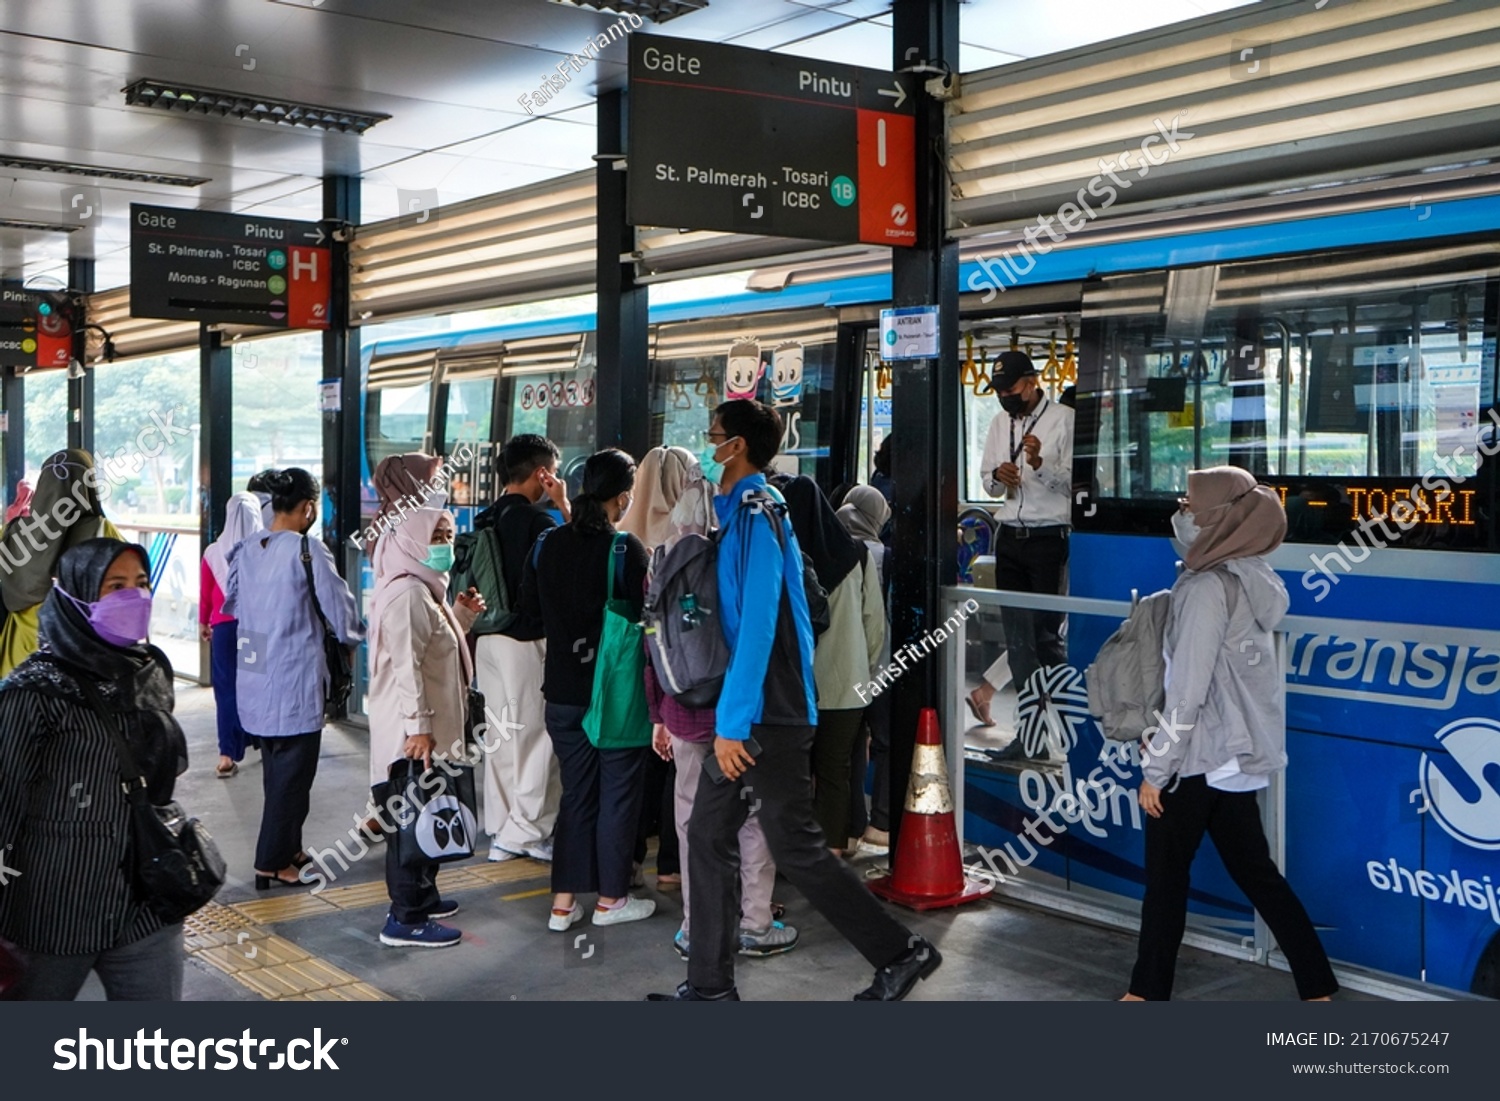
top-left (627, 38), bottom-right (917, 248)
top-left (0, 282), bottom-right (73, 371)
top-left (129, 204), bottom-right (333, 328)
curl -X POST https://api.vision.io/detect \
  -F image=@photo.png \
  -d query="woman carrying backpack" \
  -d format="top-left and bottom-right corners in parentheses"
top-left (642, 455), bottom-right (797, 960)
top-left (1122, 466), bottom-right (1336, 1002)
top-left (519, 449), bottom-right (655, 931)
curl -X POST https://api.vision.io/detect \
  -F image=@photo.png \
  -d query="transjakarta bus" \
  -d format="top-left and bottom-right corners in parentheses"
top-left (361, 190), bottom-right (1500, 998)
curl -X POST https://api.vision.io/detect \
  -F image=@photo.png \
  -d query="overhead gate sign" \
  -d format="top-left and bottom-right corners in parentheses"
top-left (627, 38), bottom-right (916, 248)
top-left (130, 204), bottom-right (332, 328)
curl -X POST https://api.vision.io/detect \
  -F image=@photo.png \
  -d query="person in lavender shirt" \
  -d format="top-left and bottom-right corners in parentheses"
top-left (223, 468), bottom-right (364, 890)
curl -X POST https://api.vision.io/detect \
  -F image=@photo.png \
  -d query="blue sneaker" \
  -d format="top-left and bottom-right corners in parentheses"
top-left (426, 898), bottom-right (459, 920)
top-left (674, 928), bottom-right (690, 960)
top-left (379, 913), bottom-right (462, 949)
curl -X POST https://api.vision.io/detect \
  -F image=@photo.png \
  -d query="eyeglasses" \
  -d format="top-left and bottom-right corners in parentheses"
top-left (702, 430), bottom-right (729, 443)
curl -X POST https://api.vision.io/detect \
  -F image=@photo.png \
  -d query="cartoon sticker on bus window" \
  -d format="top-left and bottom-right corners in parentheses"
top-left (725, 339), bottom-right (763, 401)
top-left (771, 341), bottom-right (805, 407)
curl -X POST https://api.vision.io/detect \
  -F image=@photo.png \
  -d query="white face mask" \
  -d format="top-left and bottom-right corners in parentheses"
top-left (1171, 509), bottom-right (1201, 547)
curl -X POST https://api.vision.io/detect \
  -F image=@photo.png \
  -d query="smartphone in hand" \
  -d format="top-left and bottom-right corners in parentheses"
top-left (702, 735), bottom-right (763, 784)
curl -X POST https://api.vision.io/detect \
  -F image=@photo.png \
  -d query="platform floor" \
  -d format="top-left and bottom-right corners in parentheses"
top-left (76, 683), bottom-right (1380, 1003)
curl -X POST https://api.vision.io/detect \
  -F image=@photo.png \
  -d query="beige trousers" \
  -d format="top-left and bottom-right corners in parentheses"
top-left (475, 633), bottom-right (560, 848)
top-left (673, 736), bottom-right (776, 934)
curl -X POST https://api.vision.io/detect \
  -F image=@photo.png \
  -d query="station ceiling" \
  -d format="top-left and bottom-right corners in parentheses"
top-left (0, 0), bottom-right (1251, 293)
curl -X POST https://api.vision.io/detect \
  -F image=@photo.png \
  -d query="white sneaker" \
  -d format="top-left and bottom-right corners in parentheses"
top-left (488, 843), bottom-right (520, 863)
top-left (548, 903), bottom-right (584, 932)
top-left (592, 895), bottom-right (656, 926)
top-left (521, 839), bottom-right (553, 862)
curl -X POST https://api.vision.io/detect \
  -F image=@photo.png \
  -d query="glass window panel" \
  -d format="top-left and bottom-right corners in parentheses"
top-left (92, 350), bottom-right (202, 679)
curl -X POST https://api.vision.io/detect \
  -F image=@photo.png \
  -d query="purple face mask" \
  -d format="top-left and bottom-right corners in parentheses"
top-left (57, 584), bottom-right (154, 647)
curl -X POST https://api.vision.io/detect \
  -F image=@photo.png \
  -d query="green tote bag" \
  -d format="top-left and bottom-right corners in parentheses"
top-left (583, 532), bottom-right (654, 749)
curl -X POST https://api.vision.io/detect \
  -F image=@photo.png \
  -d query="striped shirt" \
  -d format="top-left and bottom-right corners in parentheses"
top-left (0, 673), bottom-right (180, 955)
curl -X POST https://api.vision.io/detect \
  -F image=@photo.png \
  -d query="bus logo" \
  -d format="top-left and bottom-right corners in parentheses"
top-left (1420, 717), bottom-right (1500, 851)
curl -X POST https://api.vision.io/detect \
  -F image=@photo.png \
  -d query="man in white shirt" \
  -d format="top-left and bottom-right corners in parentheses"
top-left (967, 351), bottom-right (1075, 759)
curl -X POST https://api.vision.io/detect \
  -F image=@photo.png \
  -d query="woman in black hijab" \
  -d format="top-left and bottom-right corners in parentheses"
top-left (0, 539), bottom-right (189, 1000)
top-left (774, 476), bottom-right (885, 855)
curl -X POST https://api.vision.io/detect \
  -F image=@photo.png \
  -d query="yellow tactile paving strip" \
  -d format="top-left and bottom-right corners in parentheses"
top-left (183, 857), bottom-right (552, 1001)
top-left (184, 903), bottom-right (396, 1001)
top-left (227, 857), bottom-right (549, 924)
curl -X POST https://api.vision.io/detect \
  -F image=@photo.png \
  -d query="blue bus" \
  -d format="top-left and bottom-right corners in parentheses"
top-left (362, 190), bottom-right (1500, 997)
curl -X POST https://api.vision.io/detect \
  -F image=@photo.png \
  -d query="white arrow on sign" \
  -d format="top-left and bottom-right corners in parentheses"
top-left (303, 226), bottom-right (327, 245)
top-left (878, 82), bottom-right (907, 109)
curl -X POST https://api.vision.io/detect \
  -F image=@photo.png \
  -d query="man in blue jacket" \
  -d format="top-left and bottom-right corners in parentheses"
top-left (648, 400), bottom-right (940, 1002)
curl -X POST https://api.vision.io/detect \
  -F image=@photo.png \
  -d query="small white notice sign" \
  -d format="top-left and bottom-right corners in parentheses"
top-left (879, 305), bottom-right (939, 361)
top-left (319, 379), bottom-right (341, 413)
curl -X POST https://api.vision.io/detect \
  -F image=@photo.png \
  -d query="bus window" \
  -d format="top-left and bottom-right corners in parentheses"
top-left (651, 309), bottom-right (839, 484)
top-left (442, 377), bottom-right (494, 452)
top-left (496, 333), bottom-right (597, 497)
top-left (1077, 243), bottom-right (1497, 550)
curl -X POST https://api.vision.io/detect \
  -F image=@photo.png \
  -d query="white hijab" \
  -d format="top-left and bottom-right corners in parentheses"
top-left (204, 492), bottom-right (265, 590)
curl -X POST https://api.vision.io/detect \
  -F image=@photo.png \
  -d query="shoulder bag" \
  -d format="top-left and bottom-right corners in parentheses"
top-left (582, 532), bottom-right (653, 750)
top-left (301, 535), bottom-right (354, 720)
top-left (61, 662), bottom-right (226, 924)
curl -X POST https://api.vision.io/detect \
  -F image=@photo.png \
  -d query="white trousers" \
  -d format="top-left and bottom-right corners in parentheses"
top-left (474, 633), bottom-right (560, 848)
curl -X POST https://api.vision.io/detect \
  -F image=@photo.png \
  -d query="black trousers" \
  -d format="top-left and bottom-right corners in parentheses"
top-left (812, 708), bottom-right (865, 848)
top-left (254, 730), bottom-right (322, 872)
top-left (1129, 776), bottom-right (1339, 1001)
top-left (634, 750), bottom-right (681, 875)
top-left (850, 691), bottom-right (892, 834)
top-left (687, 724), bottom-right (913, 993)
top-left (375, 783), bottom-right (441, 925)
top-left (994, 530), bottom-right (1069, 693)
top-left (546, 703), bottom-right (648, 899)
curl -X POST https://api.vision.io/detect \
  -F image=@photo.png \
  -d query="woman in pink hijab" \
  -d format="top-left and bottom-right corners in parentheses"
top-left (1123, 466), bottom-right (1336, 1001)
top-left (4, 480), bottom-right (33, 525)
top-left (366, 507), bottom-right (485, 949)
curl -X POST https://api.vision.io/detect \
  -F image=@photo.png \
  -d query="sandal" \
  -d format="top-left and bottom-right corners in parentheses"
top-left (965, 689), bottom-right (995, 727)
top-left (215, 758), bottom-right (238, 778)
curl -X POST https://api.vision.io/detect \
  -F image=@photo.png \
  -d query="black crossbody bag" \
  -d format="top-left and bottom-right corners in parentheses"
top-left (301, 535), bottom-right (353, 720)
top-left (54, 660), bottom-right (226, 924)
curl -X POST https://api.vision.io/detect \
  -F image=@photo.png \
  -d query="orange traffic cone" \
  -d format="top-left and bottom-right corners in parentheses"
top-left (869, 707), bottom-right (994, 911)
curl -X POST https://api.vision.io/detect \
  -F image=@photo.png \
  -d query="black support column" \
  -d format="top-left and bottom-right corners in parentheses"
top-left (67, 257), bottom-right (95, 455)
top-left (596, 88), bottom-right (651, 461)
top-left (321, 175), bottom-right (361, 571)
top-left (199, 325), bottom-right (233, 681)
top-left (888, 0), bottom-right (961, 855)
top-left (3, 368), bottom-right (22, 500)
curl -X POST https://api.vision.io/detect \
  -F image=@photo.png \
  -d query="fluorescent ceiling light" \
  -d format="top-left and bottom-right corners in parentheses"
top-left (123, 79), bottom-right (390, 135)
top-left (0, 218), bottom-right (82, 234)
top-left (0, 155), bottom-right (208, 187)
top-left (547, 0), bottom-right (709, 25)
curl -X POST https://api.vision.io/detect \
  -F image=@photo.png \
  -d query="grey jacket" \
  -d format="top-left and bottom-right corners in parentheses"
top-left (1144, 555), bottom-right (1289, 789)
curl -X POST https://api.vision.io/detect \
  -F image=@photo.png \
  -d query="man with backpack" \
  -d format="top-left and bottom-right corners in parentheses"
top-left (646, 399), bottom-right (940, 1002)
top-left (458, 435), bottom-right (569, 862)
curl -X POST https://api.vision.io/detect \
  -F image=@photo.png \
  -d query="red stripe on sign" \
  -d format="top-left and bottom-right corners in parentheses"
top-left (287, 247), bottom-right (331, 329)
top-left (857, 109), bottom-right (916, 248)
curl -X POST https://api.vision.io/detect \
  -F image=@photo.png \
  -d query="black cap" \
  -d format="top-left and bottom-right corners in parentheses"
top-left (987, 350), bottom-right (1037, 394)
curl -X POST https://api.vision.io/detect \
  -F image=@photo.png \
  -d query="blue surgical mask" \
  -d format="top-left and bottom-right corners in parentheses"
top-left (424, 544), bottom-right (455, 573)
top-left (698, 437), bottom-right (737, 487)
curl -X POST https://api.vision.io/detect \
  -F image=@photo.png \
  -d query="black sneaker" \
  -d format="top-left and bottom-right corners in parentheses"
top-left (853, 939), bottom-right (942, 1001)
top-left (645, 981), bottom-right (740, 1001)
